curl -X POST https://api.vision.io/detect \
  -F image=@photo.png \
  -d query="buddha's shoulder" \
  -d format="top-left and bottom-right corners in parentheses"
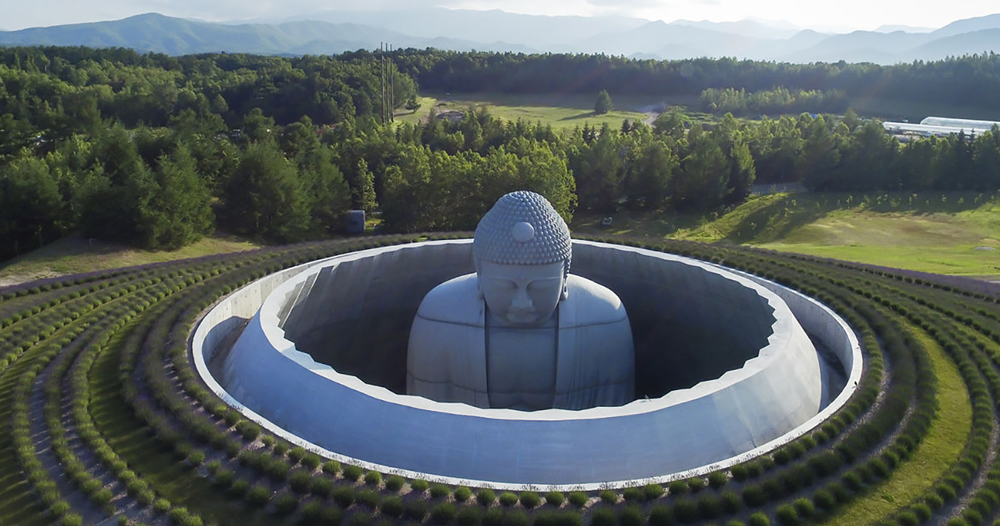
top-left (561, 275), bottom-right (629, 326)
top-left (414, 273), bottom-right (483, 324)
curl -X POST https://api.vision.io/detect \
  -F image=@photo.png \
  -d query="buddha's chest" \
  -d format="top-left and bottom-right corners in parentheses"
top-left (485, 325), bottom-right (558, 410)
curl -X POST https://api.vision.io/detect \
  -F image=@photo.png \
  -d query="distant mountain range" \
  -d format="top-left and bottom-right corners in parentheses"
top-left (1, 10), bottom-right (999, 64)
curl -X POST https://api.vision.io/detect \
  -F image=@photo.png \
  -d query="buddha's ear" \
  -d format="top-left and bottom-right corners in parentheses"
top-left (561, 265), bottom-right (570, 300)
top-left (474, 258), bottom-right (484, 299)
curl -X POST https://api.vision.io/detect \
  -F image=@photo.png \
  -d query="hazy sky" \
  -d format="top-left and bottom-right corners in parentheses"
top-left (2, 0), bottom-right (998, 32)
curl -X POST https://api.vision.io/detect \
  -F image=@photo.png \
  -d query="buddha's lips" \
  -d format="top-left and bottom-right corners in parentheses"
top-left (505, 310), bottom-right (539, 322)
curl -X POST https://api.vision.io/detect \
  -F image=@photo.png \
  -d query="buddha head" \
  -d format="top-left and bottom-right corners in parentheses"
top-left (473, 191), bottom-right (572, 327)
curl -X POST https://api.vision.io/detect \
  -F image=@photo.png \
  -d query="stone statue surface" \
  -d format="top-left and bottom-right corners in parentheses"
top-left (406, 191), bottom-right (635, 410)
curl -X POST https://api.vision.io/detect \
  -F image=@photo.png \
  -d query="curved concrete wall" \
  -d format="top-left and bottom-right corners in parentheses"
top-left (273, 242), bottom-right (774, 396)
top-left (193, 240), bottom-right (863, 489)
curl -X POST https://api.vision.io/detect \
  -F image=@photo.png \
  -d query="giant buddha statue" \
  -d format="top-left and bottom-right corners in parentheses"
top-left (406, 191), bottom-right (635, 411)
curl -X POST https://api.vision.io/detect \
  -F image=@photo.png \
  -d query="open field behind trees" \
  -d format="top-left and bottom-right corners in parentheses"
top-left (2, 233), bottom-right (1000, 526)
top-left (406, 91), bottom-right (1000, 133)
top-left (413, 92), bottom-right (694, 130)
top-left (574, 191), bottom-right (1000, 278)
top-left (395, 91), bottom-right (1000, 134)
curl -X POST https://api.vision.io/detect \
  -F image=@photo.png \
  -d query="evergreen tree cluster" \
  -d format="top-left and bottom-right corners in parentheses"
top-left (392, 50), bottom-right (1000, 119)
top-left (698, 87), bottom-right (848, 117)
top-left (4, 46), bottom-right (1000, 264)
top-left (0, 46), bottom-right (412, 259)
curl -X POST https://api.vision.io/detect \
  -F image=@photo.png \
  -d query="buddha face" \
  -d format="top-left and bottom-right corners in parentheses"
top-left (478, 260), bottom-right (566, 327)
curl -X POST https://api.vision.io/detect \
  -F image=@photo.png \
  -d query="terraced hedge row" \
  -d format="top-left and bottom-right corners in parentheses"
top-left (1, 234), bottom-right (998, 526)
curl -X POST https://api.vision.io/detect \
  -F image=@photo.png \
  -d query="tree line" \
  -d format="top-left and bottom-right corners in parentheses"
top-left (3, 46), bottom-right (1000, 264)
top-left (698, 87), bottom-right (848, 117)
top-left (389, 50), bottom-right (1000, 119)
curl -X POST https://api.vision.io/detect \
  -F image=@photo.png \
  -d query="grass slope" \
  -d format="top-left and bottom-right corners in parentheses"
top-left (0, 233), bottom-right (259, 288)
top-left (826, 330), bottom-right (973, 525)
top-left (574, 191), bottom-right (1000, 277)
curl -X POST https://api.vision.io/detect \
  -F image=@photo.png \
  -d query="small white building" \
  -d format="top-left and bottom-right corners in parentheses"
top-left (883, 116), bottom-right (1000, 140)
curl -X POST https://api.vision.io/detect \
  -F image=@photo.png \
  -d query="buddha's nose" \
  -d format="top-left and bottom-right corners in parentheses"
top-left (511, 287), bottom-right (533, 310)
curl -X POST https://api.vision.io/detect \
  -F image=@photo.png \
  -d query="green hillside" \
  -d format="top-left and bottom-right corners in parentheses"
top-left (0, 13), bottom-right (394, 55)
top-left (574, 191), bottom-right (1000, 277)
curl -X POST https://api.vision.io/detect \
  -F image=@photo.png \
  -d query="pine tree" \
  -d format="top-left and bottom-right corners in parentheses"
top-left (141, 145), bottom-right (214, 250)
top-left (594, 90), bottom-right (613, 115)
top-left (354, 159), bottom-right (378, 213)
top-left (222, 141), bottom-right (309, 243)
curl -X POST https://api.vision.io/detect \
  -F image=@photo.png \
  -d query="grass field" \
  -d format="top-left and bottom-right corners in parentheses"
top-left (395, 91), bottom-right (1000, 131)
top-left (574, 191), bottom-right (1000, 277)
top-left (402, 92), bottom-right (701, 131)
top-left (0, 233), bottom-right (260, 288)
top-left (394, 95), bottom-right (440, 125)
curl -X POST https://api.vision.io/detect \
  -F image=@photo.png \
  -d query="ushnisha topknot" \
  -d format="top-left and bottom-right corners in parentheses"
top-left (473, 191), bottom-right (572, 272)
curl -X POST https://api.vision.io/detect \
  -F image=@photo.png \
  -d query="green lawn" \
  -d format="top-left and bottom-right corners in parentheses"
top-left (574, 191), bottom-right (1000, 278)
top-left (394, 95), bottom-right (439, 125)
top-left (825, 330), bottom-right (972, 525)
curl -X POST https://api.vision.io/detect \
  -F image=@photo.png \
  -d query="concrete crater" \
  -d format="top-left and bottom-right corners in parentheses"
top-left (278, 242), bottom-right (777, 400)
top-left (193, 240), bottom-right (862, 489)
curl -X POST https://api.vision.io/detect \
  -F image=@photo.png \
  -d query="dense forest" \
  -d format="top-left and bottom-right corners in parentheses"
top-left (390, 50), bottom-right (1000, 115)
top-left (2, 46), bottom-right (1000, 263)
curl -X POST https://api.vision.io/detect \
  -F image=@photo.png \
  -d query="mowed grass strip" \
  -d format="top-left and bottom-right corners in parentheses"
top-left (88, 316), bottom-right (276, 526)
top-left (826, 329), bottom-right (972, 526)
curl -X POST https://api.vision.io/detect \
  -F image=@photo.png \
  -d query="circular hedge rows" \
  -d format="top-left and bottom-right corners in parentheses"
top-left (1, 234), bottom-right (999, 526)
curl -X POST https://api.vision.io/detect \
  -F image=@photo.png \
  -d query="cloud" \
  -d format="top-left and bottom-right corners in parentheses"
top-left (585, 0), bottom-right (663, 6)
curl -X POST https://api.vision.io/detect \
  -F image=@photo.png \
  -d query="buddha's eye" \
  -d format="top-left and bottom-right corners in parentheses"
top-left (528, 280), bottom-right (560, 292)
top-left (493, 279), bottom-right (517, 290)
